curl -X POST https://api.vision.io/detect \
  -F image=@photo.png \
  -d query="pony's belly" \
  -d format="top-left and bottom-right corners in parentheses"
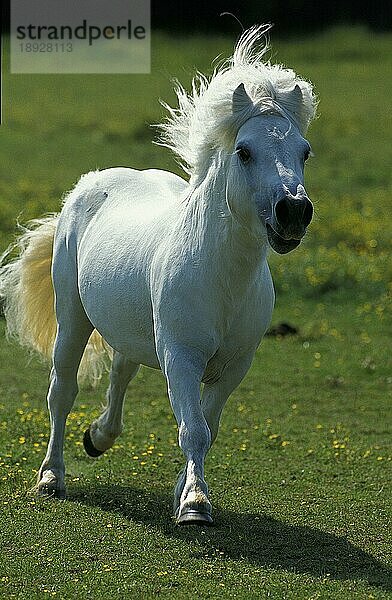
top-left (90, 311), bottom-right (160, 369)
top-left (104, 332), bottom-right (160, 369)
top-left (79, 275), bottom-right (160, 369)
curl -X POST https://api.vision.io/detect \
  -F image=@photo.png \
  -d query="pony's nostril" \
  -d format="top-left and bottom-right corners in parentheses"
top-left (275, 197), bottom-right (313, 233)
top-left (302, 199), bottom-right (313, 227)
top-left (275, 198), bottom-right (291, 228)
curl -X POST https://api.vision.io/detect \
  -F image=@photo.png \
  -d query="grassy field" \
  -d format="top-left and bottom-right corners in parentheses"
top-left (0, 27), bottom-right (391, 599)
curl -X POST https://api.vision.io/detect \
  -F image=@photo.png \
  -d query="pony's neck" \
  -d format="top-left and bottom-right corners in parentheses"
top-left (182, 154), bottom-right (268, 271)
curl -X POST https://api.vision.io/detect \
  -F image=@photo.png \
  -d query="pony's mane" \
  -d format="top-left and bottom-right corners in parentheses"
top-left (158, 25), bottom-right (317, 179)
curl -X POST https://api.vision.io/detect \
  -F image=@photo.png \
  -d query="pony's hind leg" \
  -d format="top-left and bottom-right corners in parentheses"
top-left (36, 229), bottom-right (94, 498)
top-left (83, 352), bottom-right (139, 457)
top-left (36, 316), bottom-right (93, 498)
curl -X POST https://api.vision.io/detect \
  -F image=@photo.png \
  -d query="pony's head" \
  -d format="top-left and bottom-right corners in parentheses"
top-left (158, 25), bottom-right (317, 253)
top-left (227, 83), bottom-right (314, 253)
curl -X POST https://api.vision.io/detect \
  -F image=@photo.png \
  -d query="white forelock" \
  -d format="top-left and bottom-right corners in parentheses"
top-left (157, 25), bottom-right (317, 178)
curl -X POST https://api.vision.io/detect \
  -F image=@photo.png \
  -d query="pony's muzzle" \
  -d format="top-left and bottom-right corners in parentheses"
top-left (274, 196), bottom-right (313, 240)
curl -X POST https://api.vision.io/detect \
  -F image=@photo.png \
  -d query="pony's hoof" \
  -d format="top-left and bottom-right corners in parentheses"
top-left (175, 508), bottom-right (213, 526)
top-left (37, 485), bottom-right (66, 500)
top-left (35, 471), bottom-right (66, 499)
top-left (83, 427), bottom-right (104, 458)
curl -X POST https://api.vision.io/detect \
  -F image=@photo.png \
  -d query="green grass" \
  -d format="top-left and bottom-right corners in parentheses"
top-left (0, 28), bottom-right (391, 599)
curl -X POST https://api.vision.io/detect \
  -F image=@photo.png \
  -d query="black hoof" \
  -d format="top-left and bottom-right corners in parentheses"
top-left (83, 428), bottom-right (104, 458)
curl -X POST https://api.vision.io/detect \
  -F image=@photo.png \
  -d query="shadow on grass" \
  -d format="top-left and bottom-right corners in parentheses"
top-left (69, 482), bottom-right (391, 591)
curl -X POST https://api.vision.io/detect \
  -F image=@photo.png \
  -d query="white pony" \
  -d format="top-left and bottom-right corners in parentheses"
top-left (0, 26), bottom-right (317, 525)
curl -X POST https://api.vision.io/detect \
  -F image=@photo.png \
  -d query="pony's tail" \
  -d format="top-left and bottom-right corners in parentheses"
top-left (0, 216), bottom-right (59, 360)
top-left (0, 216), bottom-right (111, 385)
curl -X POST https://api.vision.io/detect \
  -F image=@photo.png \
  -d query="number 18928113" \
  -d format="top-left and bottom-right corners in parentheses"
top-left (19, 42), bottom-right (73, 53)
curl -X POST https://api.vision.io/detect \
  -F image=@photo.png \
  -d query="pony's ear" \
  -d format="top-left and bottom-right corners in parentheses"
top-left (292, 84), bottom-right (303, 104)
top-left (279, 84), bottom-right (303, 113)
top-left (232, 83), bottom-right (254, 114)
top-left (277, 84), bottom-right (304, 128)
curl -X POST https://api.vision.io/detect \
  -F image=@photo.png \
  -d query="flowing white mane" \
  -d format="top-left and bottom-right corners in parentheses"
top-left (158, 25), bottom-right (317, 179)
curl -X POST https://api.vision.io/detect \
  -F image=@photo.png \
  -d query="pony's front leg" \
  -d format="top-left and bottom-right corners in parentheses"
top-left (162, 345), bottom-right (212, 526)
top-left (174, 353), bottom-right (255, 521)
top-left (201, 353), bottom-right (254, 446)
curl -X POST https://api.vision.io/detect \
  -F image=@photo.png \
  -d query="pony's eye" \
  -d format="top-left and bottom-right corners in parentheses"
top-left (304, 148), bottom-right (311, 162)
top-left (236, 146), bottom-right (251, 163)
